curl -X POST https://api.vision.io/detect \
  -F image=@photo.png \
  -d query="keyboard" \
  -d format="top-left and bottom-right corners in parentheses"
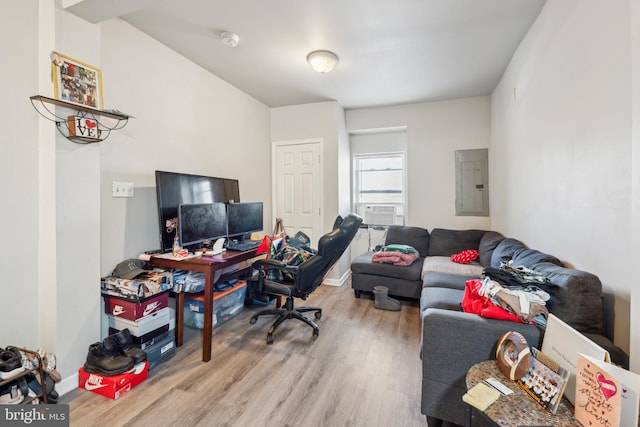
top-left (226, 240), bottom-right (261, 252)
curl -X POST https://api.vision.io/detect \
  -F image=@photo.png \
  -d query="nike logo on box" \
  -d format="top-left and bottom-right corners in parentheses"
top-left (85, 375), bottom-right (107, 391)
top-left (112, 306), bottom-right (125, 316)
top-left (143, 301), bottom-right (161, 316)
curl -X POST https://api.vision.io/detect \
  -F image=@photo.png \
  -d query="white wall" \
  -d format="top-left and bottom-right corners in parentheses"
top-left (54, 7), bottom-right (103, 389)
top-left (491, 0), bottom-right (633, 358)
top-left (346, 97), bottom-right (492, 231)
top-left (1, 0), bottom-right (41, 347)
top-left (630, 0), bottom-right (640, 372)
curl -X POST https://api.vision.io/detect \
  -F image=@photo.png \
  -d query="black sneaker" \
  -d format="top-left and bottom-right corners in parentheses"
top-left (111, 329), bottom-right (147, 364)
top-left (0, 347), bottom-right (24, 379)
top-left (83, 342), bottom-right (133, 376)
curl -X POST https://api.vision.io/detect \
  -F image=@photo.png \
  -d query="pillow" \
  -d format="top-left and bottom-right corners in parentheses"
top-left (385, 226), bottom-right (430, 257)
top-left (451, 249), bottom-right (479, 264)
top-left (511, 248), bottom-right (563, 269)
top-left (428, 228), bottom-right (486, 256)
top-left (490, 238), bottom-right (526, 267)
top-left (478, 231), bottom-right (505, 267)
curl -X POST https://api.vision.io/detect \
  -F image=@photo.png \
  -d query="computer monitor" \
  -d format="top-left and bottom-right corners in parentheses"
top-left (178, 202), bottom-right (227, 249)
top-left (155, 170), bottom-right (240, 252)
top-left (226, 202), bottom-right (264, 238)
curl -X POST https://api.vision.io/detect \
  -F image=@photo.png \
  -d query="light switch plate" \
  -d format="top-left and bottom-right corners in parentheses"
top-left (112, 181), bottom-right (134, 198)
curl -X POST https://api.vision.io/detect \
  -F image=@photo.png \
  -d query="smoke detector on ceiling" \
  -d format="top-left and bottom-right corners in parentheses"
top-left (220, 31), bottom-right (240, 48)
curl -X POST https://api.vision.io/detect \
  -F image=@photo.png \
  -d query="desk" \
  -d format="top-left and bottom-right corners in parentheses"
top-left (151, 249), bottom-right (258, 362)
top-left (465, 360), bottom-right (580, 427)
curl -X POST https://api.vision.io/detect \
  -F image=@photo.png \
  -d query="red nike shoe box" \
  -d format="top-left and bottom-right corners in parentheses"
top-left (103, 292), bottom-right (168, 321)
top-left (78, 361), bottom-right (149, 400)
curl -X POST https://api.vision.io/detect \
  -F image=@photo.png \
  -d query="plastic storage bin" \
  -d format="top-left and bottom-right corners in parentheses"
top-left (184, 280), bottom-right (247, 329)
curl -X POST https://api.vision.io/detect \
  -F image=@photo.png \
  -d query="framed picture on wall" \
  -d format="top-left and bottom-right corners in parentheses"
top-left (51, 51), bottom-right (104, 110)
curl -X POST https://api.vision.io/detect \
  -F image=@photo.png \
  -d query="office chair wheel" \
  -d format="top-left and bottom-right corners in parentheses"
top-left (314, 311), bottom-right (322, 319)
top-left (312, 328), bottom-right (319, 337)
top-left (266, 332), bottom-right (274, 345)
top-left (250, 315), bottom-right (257, 324)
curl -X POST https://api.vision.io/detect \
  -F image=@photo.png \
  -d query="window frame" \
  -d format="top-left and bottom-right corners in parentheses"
top-left (352, 151), bottom-right (407, 225)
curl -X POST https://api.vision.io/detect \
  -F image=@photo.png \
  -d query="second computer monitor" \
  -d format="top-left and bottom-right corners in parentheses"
top-left (178, 202), bottom-right (227, 248)
top-left (227, 202), bottom-right (263, 238)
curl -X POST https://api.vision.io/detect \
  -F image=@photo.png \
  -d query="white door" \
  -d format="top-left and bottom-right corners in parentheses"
top-left (273, 141), bottom-right (322, 245)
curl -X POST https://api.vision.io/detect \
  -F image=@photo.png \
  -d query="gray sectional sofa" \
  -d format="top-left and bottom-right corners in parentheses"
top-left (350, 226), bottom-right (628, 427)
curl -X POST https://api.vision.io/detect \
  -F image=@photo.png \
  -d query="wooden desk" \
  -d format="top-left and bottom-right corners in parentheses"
top-left (151, 249), bottom-right (258, 362)
top-left (465, 360), bottom-right (579, 427)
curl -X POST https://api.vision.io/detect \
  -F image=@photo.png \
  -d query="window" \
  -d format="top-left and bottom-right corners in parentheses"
top-left (353, 152), bottom-right (406, 225)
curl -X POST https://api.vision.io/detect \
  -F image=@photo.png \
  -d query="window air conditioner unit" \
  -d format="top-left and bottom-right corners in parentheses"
top-left (364, 205), bottom-right (396, 226)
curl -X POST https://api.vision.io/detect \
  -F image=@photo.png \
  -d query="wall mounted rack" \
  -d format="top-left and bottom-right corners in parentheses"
top-left (30, 95), bottom-right (132, 144)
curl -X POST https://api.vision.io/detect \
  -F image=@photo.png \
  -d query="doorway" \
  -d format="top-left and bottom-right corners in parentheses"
top-left (272, 139), bottom-right (323, 245)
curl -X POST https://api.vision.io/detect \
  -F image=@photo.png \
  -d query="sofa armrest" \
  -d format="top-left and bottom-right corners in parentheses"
top-left (421, 308), bottom-right (543, 426)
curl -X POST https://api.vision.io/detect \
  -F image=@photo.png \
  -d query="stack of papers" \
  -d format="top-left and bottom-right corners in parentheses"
top-left (463, 382), bottom-right (501, 411)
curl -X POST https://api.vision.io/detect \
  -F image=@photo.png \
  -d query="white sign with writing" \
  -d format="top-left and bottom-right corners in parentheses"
top-left (541, 313), bottom-right (610, 405)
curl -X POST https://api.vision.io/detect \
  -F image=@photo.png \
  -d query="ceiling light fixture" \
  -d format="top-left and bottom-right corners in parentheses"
top-left (220, 31), bottom-right (239, 48)
top-left (307, 50), bottom-right (339, 73)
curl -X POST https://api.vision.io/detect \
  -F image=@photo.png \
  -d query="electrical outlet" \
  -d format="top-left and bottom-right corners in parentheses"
top-left (112, 181), bottom-right (134, 198)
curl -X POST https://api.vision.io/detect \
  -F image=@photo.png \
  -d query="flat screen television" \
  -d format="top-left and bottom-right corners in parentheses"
top-left (178, 202), bottom-right (227, 249)
top-left (155, 170), bottom-right (240, 252)
top-left (226, 202), bottom-right (264, 238)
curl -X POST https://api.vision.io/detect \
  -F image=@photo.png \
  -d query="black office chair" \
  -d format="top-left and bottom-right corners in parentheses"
top-left (248, 214), bottom-right (363, 344)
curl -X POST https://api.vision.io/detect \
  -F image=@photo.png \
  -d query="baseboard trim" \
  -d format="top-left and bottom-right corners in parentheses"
top-left (57, 373), bottom-right (78, 396)
top-left (324, 270), bottom-right (351, 287)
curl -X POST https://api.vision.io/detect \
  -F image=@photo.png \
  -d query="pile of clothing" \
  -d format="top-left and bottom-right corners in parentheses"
top-left (462, 261), bottom-right (558, 326)
top-left (372, 244), bottom-right (419, 266)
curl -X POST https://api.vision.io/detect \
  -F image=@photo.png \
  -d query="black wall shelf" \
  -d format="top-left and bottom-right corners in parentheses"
top-left (30, 95), bottom-right (132, 144)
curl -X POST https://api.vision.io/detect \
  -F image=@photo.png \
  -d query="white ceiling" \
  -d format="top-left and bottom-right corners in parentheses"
top-left (65, 0), bottom-right (546, 109)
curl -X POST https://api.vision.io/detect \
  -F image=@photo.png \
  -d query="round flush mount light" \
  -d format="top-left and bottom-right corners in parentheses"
top-left (220, 31), bottom-right (240, 48)
top-left (307, 50), bottom-right (339, 73)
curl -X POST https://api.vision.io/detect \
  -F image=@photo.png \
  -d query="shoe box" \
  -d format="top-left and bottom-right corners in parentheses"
top-left (101, 269), bottom-right (173, 301)
top-left (103, 292), bottom-right (168, 321)
top-left (184, 280), bottom-right (247, 329)
top-left (144, 333), bottom-right (175, 370)
top-left (78, 361), bottom-right (148, 400)
top-left (107, 306), bottom-right (170, 336)
top-left (108, 326), bottom-right (170, 350)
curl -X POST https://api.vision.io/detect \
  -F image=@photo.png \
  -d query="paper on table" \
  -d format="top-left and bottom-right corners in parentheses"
top-left (463, 382), bottom-right (501, 411)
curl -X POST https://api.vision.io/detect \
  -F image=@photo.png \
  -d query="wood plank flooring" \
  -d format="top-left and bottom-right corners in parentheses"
top-left (60, 283), bottom-right (427, 427)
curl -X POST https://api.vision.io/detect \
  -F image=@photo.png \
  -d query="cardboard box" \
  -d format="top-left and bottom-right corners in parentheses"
top-left (184, 280), bottom-right (247, 329)
top-left (101, 269), bottom-right (173, 301)
top-left (144, 333), bottom-right (176, 370)
top-left (78, 361), bottom-right (148, 400)
top-left (107, 307), bottom-right (170, 337)
top-left (109, 326), bottom-right (169, 349)
top-left (103, 292), bottom-right (168, 321)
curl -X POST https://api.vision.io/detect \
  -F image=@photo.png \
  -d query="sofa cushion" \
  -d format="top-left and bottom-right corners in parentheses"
top-left (512, 248), bottom-right (563, 268)
top-left (422, 256), bottom-right (483, 280)
top-left (534, 262), bottom-right (604, 335)
top-left (351, 252), bottom-right (424, 281)
top-left (490, 238), bottom-right (526, 267)
top-left (420, 287), bottom-right (464, 312)
top-left (422, 272), bottom-right (477, 291)
top-left (478, 231), bottom-right (505, 267)
top-left (427, 229), bottom-right (486, 257)
top-left (385, 226), bottom-right (430, 258)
